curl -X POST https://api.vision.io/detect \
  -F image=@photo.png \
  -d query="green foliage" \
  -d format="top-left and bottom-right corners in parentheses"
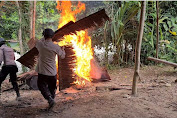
top-left (0, 1), bottom-right (60, 52)
top-left (91, 1), bottom-right (140, 66)
top-left (160, 1), bottom-right (177, 16)
top-left (142, 1), bottom-right (177, 64)
top-left (111, 1), bottom-right (140, 45)
top-left (93, 1), bottom-right (176, 66)
top-left (109, 1), bottom-right (140, 65)
top-left (20, 1), bottom-right (31, 52)
top-left (35, 1), bottom-right (60, 39)
top-left (0, 2), bottom-right (18, 40)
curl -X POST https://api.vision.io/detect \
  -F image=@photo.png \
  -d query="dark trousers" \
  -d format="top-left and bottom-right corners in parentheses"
top-left (0, 65), bottom-right (19, 94)
top-left (37, 73), bottom-right (57, 101)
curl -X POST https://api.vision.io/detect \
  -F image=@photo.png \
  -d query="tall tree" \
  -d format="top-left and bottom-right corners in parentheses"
top-left (132, 1), bottom-right (146, 95)
top-left (32, 0), bottom-right (36, 39)
top-left (28, 0), bottom-right (36, 49)
top-left (30, 1), bottom-right (33, 39)
top-left (16, 1), bottom-right (24, 55)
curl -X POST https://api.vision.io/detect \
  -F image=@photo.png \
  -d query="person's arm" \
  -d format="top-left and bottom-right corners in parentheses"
top-left (0, 49), bottom-right (3, 65)
top-left (56, 45), bottom-right (65, 59)
top-left (35, 40), bottom-right (40, 49)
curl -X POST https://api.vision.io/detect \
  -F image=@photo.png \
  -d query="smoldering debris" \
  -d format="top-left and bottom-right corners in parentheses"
top-left (90, 59), bottom-right (111, 82)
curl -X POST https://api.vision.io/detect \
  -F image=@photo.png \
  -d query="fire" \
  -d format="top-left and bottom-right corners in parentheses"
top-left (56, 1), bottom-right (85, 28)
top-left (56, 1), bottom-right (93, 85)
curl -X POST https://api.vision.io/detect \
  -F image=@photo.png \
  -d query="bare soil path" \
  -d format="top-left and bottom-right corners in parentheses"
top-left (0, 66), bottom-right (177, 118)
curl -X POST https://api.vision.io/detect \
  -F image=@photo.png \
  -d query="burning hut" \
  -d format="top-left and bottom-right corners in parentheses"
top-left (17, 1), bottom-right (110, 90)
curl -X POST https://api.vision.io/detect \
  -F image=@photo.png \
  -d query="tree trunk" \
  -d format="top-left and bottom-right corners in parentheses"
top-left (132, 1), bottom-right (146, 96)
top-left (32, 0), bottom-right (36, 39)
top-left (104, 22), bottom-right (108, 68)
top-left (125, 40), bottom-right (128, 64)
top-left (30, 1), bottom-right (33, 39)
top-left (16, 1), bottom-right (24, 55)
top-left (28, 1), bottom-right (36, 49)
top-left (156, 1), bottom-right (159, 58)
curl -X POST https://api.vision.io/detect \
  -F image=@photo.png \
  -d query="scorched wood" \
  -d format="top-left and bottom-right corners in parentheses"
top-left (52, 9), bottom-right (110, 41)
top-left (58, 46), bottom-right (76, 90)
top-left (17, 47), bottom-right (38, 68)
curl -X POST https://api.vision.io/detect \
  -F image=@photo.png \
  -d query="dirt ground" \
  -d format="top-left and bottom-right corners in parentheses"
top-left (0, 65), bottom-right (177, 118)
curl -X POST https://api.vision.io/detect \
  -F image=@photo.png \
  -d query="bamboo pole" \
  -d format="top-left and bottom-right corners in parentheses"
top-left (156, 1), bottom-right (159, 58)
top-left (132, 1), bottom-right (146, 96)
top-left (147, 57), bottom-right (177, 67)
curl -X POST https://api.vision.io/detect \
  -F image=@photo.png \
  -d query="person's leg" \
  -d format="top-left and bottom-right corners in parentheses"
top-left (37, 74), bottom-right (52, 100)
top-left (43, 75), bottom-right (56, 109)
top-left (48, 75), bottom-right (57, 99)
top-left (9, 66), bottom-right (20, 97)
top-left (0, 66), bottom-right (9, 94)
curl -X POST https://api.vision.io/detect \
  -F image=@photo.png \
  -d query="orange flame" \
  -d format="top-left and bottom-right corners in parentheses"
top-left (56, 1), bottom-right (93, 85)
top-left (56, 1), bottom-right (85, 28)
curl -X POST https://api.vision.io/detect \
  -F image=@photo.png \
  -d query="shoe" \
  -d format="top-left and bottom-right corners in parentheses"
top-left (16, 92), bottom-right (21, 101)
top-left (16, 92), bottom-right (20, 98)
top-left (16, 96), bottom-right (21, 101)
top-left (48, 97), bottom-right (56, 110)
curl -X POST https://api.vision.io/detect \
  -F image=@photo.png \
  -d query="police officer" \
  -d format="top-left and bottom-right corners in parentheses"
top-left (35, 29), bottom-right (65, 109)
top-left (0, 38), bottom-right (20, 98)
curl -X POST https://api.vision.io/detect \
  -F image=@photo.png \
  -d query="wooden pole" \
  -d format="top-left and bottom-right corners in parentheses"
top-left (147, 57), bottom-right (177, 67)
top-left (132, 1), bottom-right (146, 96)
top-left (156, 1), bottom-right (159, 58)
